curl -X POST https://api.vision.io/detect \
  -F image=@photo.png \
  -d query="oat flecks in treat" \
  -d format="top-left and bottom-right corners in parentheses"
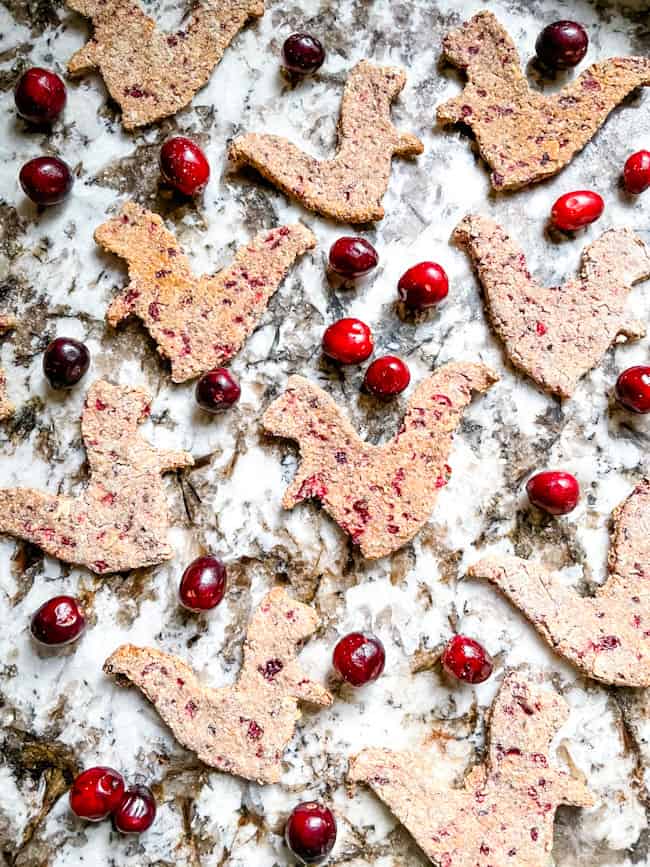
top-left (437, 10), bottom-right (650, 190)
top-left (454, 214), bottom-right (650, 399)
top-left (95, 202), bottom-right (315, 383)
top-left (0, 380), bottom-right (192, 573)
top-left (104, 587), bottom-right (332, 784)
top-left (469, 480), bottom-right (650, 687)
top-left (67, 0), bottom-right (264, 129)
top-left (262, 363), bottom-right (498, 559)
top-left (349, 672), bottom-right (594, 867)
top-left (0, 315), bottom-right (16, 421)
top-left (229, 60), bottom-right (424, 223)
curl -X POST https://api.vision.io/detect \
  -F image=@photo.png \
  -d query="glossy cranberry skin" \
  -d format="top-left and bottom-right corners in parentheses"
top-left (441, 635), bottom-right (493, 685)
top-left (179, 556), bottom-right (227, 611)
top-left (322, 318), bottom-right (373, 364)
top-left (364, 356), bottom-right (410, 398)
top-left (285, 802), bottom-right (337, 865)
top-left (15, 67), bottom-right (66, 123)
top-left (195, 368), bottom-right (241, 412)
top-left (30, 595), bottom-right (86, 646)
top-left (615, 366), bottom-right (650, 414)
top-left (551, 190), bottom-right (604, 231)
top-left (43, 337), bottom-right (90, 389)
top-left (526, 470), bottom-right (580, 515)
top-left (160, 136), bottom-right (210, 196)
top-left (19, 156), bottom-right (72, 206)
top-left (113, 785), bottom-right (157, 833)
top-left (333, 632), bottom-right (385, 687)
top-left (328, 237), bottom-right (378, 279)
top-left (535, 21), bottom-right (589, 70)
top-left (398, 262), bottom-right (449, 310)
top-left (623, 150), bottom-right (650, 195)
top-left (69, 767), bottom-right (125, 821)
top-left (282, 34), bottom-right (325, 76)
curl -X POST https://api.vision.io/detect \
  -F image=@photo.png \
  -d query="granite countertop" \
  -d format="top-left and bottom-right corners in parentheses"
top-left (1, 0), bottom-right (650, 865)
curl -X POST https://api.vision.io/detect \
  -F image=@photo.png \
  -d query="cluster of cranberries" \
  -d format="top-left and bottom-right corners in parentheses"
top-left (70, 766), bottom-right (156, 833)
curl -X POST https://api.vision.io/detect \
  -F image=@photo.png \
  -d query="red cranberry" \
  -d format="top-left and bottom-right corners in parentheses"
top-left (282, 33), bottom-right (325, 76)
top-left (526, 470), bottom-right (580, 515)
top-left (535, 21), bottom-right (588, 69)
top-left (195, 367), bottom-right (241, 412)
top-left (551, 190), bottom-right (604, 231)
top-left (333, 632), bottom-right (385, 687)
top-left (364, 356), bottom-right (410, 398)
top-left (322, 318), bottom-right (373, 364)
top-left (328, 237), bottom-right (378, 279)
top-left (623, 150), bottom-right (650, 195)
top-left (69, 767), bottom-right (125, 821)
top-left (19, 156), bottom-right (72, 206)
top-left (30, 595), bottom-right (86, 646)
top-left (615, 365), bottom-right (650, 414)
top-left (179, 556), bottom-right (227, 611)
top-left (160, 136), bottom-right (210, 196)
top-left (441, 635), bottom-right (493, 684)
top-left (43, 337), bottom-right (90, 389)
top-left (285, 802), bottom-right (337, 865)
top-left (14, 67), bottom-right (66, 124)
top-left (397, 262), bottom-right (449, 310)
top-left (113, 784), bottom-right (157, 833)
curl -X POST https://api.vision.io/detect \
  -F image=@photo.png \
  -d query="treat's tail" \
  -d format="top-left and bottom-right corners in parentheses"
top-left (0, 488), bottom-right (68, 554)
top-left (229, 134), bottom-right (319, 194)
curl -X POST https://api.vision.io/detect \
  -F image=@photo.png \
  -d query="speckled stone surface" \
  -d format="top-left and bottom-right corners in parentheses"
top-left (0, 1), bottom-right (649, 865)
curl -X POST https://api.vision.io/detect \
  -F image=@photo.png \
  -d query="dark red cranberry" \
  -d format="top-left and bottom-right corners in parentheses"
top-left (113, 784), bottom-right (157, 833)
top-left (69, 767), bottom-right (125, 821)
top-left (364, 356), bottom-right (410, 398)
top-left (282, 33), bottom-right (325, 76)
top-left (623, 150), bottom-right (650, 195)
top-left (30, 595), bottom-right (86, 646)
top-left (19, 156), bottom-right (72, 206)
top-left (333, 632), bottom-right (385, 686)
top-left (397, 262), bottom-right (449, 310)
top-left (160, 136), bottom-right (210, 196)
top-left (43, 337), bottom-right (90, 389)
top-left (526, 470), bottom-right (580, 515)
top-left (551, 190), bottom-right (604, 231)
top-left (179, 556), bottom-right (227, 611)
top-left (285, 802), bottom-right (337, 865)
top-left (441, 635), bottom-right (493, 684)
top-left (14, 67), bottom-right (66, 123)
top-left (535, 21), bottom-right (589, 69)
top-left (328, 237), bottom-right (378, 279)
top-left (615, 365), bottom-right (650, 414)
top-left (195, 368), bottom-right (241, 412)
top-left (322, 318), bottom-right (373, 364)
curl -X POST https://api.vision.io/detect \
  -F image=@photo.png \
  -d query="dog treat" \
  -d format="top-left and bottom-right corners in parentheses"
top-left (262, 363), bottom-right (498, 559)
top-left (469, 479), bottom-right (650, 687)
top-left (0, 380), bottom-right (192, 573)
top-left (0, 315), bottom-right (16, 421)
top-left (229, 61), bottom-right (424, 223)
top-left (454, 214), bottom-right (650, 398)
top-left (95, 202), bottom-right (315, 382)
top-left (349, 671), bottom-right (594, 867)
top-left (437, 11), bottom-right (650, 190)
top-left (67, 0), bottom-right (264, 129)
top-left (104, 587), bottom-right (332, 784)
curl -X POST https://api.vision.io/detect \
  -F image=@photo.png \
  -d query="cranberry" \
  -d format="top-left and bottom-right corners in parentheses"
top-left (397, 262), bottom-right (449, 310)
top-left (14, 67), bottom-right (66, 124)
top-left (322, 318), bottom-right (373, 364)
top-left (282, 34), bottom-right (325, 76)
top-left (43, 337), bottom-right (90, 389)
top-left (615, 365), bottom-right (650, 413)
top-left (30, 595), bottom-right (86, 646)
top-left (179, 556), bottom-right (227, 611)
top-left (441, 635), bottom-right (493, 684)
top-left (333, 632), bottom-right (385, 686)
top-left (551, 190), bottom-right (604, 231)
top-left (623, 150), bottom-right (650, 195)
top-left (285, 802), bottom-right (337, 865)
top-left (364, 356), bottom-right (410, 398)
top-left (526, 470), bottom-right (580, 515)
top-left (160, 136), bottom-right (210, 196)
top-left (195, 368), bottom-right (241, 412)
top-left (113, 784), bottom-right (157, 833)
top-left (535, 21), bottom-right (589, 69)
top-left (69, 767), bottom-right (125, 821)
top-left (19, 156), bottom-right (72, 206)
top-left (328, 237), bottom-right (378, 279)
